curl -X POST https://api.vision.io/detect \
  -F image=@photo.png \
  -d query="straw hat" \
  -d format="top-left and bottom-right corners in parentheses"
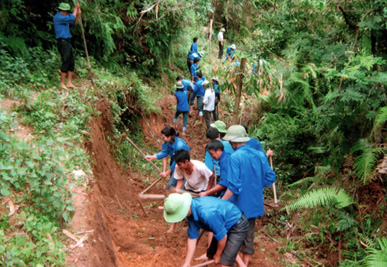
top-left (175, 81), bottom-right (184, 89)
top-left (220, 28), bottom-right (226, 32)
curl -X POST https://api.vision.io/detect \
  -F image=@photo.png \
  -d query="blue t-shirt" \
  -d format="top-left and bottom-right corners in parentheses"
top-left (227, 145), bottom-right (276, 219)
top-left (53, 12), bottom-right (76, 39)
top-left (155, 137), bottom-right (191, 171)
top-left (193, 78), bottom-right (205, 97)
top-left (191, 42), bottom-right (198, 54)
top-left (174, 90), bottom-right (189, 112)
top-left (187, 197), bottom-right (242, 241)
top-left (188, 51), bottom-right (201, 61)
top-left (246, 136), bottom-right (266, 156)
top-left (190, 63), bottom-right (200, 78)
top-left (182, 79), bottom-right (194, 91)
top-left (225, 46), bottom-right (235, 59)
top-left (213, 83), bottom-right (220, 98)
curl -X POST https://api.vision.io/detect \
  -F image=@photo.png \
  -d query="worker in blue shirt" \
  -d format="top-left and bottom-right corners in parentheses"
top-left (53, 3), bottom-right (81, 89)
top-left (211, 77), bottom-right (220, 121)
top-left (204, 127), bottom-right (234, 188)
top-left (173, 81), bottom-right (190, 136)
top-left (176, 76), bottom-right (194, 105)
top-left (187, 37), bottom-right (201, 73)
top-left (222, 125), bottom-right (276, 266)
top-left (144, 126), bottom-right (190, 188)
top-left (190, 57), bottom-right (200, 83)
top-left (223, 44), bottom-right (236, 63)
top-left (163, 193), bottom-right (249, 267)
top-left (201, 140), bottom-right (234, 199)
top-left (191, 71), bottom-right (206, 117)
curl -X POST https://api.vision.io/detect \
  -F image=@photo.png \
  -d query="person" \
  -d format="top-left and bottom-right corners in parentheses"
top-left (144, 126), bottom-right (190, 189)
top-left (204, 126), bottom-right (234, 186)
top-left (211, 77), bottom-right (220, 121)
top-left (201, 140), bottom-right (233, 198)
top-left (163, 193), bottom-right (249, 267)
top-left (173, 82), bottom-right (189, 136)
top-left (242, 124), bottom-right (274, 158)
top-left (176, 76), bottom-right (194, 111)
top-left (223, 44), bottom-right (236, 63)
top-left (202, 81), bottom-right (215, 129)
top-left (53, 2), bottom-right (81, 89)
top-left (218, 28), bottom-right (226, 59)
top-left (222, 125), bottom-right (276, 266)
top-left (174, 149), bottom-right (215, 193)
top-left (187, 37), bottom-right (201, 73)
top-left (191, 71), bottom-right (206, 117)
top-left (190, 57), bottom-right (200, 83)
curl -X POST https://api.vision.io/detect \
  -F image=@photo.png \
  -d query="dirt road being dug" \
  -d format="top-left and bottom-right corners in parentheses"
top-left (65, 97), bottom-right (283, 267)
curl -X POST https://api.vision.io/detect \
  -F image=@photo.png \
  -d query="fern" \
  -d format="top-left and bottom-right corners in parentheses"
top-left (283, 187), bottom-right (354, 212)
top-left (364, 237), bottom-right (387, 267)
top-left (371, 106), bottom-right (387, 135)
top-left (351, 139), bottom-right (384, 184)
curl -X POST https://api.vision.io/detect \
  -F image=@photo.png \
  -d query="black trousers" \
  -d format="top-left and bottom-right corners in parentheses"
top-left (57, 38), bottom-right (74, 72)
top-left (218, 41), bottom-right (224, 59)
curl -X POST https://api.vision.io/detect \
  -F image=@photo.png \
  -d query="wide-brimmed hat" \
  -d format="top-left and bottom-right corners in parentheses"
top-left (220, 28), bottom-right (226, 32)
top-left (210, 120), bottom-right (227, 133)
top-left (175, 81), bottom-right (184, 89)
top-left (163, 193), bottom-right (192, 223)
top-left (231, 44), bottom-right (236, 50)
top-left (211, 77), bottom-right (219, 83)
top-left (202, 81), bottom-right (210, 87)
top-left (58, 3), bottom-right (71, 11)
top-left (223, 125), bottom-right (250, 142)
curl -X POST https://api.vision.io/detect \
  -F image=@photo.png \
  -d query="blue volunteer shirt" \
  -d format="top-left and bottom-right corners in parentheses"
top-left (188, 51), bottom-right (201, 61)
top-left (227, 145), bottom-right (276, 219)
top-left (182, 79), bottom-right (194, 91)
top-left (53, 12), bottom-right (76, 39)
top-left (190, 64), bottom-right (200, 79)
top-left (191, 42), bottom-right (198, 54)
top-left (246, 136), bottom-right (265, 156)
top-left (213, 83), bottom-right (220, 99)
top-left (174, 90), bottom-right (189, 112)
top-left (156, 137), bottom-right (191, 171)
top-left (225, 46), bottom-right (235, 59)
top-left (187, 197), bottom-right (242, 241)
top-left (193, 78), bottom-right (205, 97)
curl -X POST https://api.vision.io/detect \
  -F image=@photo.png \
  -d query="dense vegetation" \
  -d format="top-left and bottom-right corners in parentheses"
top-left (0, 0), bottom-right (386, 266)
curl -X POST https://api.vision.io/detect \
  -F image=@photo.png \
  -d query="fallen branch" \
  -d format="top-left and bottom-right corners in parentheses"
top-left (192, 260), bottom-right (215, 267)
top-left (62, 229), bottom-right (79, 243)
top-left (70, 234), bottom-right (88, 250)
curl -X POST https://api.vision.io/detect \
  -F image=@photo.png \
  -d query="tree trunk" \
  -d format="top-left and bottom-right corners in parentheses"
top-left (232, 58), bottom-right (247, 124)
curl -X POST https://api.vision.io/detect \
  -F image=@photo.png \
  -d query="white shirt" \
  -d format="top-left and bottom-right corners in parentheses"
top-left (203, 88), bottom-right (215, 111)
top-left (175, 160), bottom-right (212, 192)
top-left (218, 31), bottom-right (223, 41)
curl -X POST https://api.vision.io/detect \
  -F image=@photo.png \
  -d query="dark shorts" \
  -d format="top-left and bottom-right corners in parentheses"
top-left (207, 213), bottom-right (249, 266)
top-left (240, 217), bottom-right (256, 254)
top-left (57, 38), bottom-right (75, 72)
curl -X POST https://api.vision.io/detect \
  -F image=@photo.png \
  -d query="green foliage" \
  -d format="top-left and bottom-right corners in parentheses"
top-left (283, 188), bottom-right (354, 212)
top-left (351, 139), bottom-right (384, 184)
top-left (364, 237), bottom-right (387, 267)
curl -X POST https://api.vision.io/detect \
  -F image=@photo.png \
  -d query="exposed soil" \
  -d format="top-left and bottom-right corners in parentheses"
top-left (66, 94), bottom-right (285, 266)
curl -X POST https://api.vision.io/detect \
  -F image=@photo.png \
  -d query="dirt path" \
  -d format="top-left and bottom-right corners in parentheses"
top-left (63, 91), bottom-right (285, 266)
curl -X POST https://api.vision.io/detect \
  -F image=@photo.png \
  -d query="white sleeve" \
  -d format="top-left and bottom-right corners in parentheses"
top-left (203, 90), bottom-right (209, 105)
top-left (174, 166), bottom-right (184, 180)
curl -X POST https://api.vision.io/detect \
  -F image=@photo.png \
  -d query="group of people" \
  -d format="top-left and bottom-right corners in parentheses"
top-left (145, 122), bottom-right (276, 267)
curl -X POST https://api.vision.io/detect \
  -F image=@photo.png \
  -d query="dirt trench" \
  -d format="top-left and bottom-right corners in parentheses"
top-left (67, 96), bottom-right (283, 266)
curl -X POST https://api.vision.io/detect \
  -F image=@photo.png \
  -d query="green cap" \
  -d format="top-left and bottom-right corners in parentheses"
top-left (231, 44), bottom-right (236, 50)
top-left (220, 28), bottom-right (226, 32)
top-left (223, 125), bottom-right (250, 142)
top-left (58, 3), bottom-right (71, 11)
top-left (210, 120), bottom-right (227, 133)
top-left (163, 193), bottom-right (192, 223)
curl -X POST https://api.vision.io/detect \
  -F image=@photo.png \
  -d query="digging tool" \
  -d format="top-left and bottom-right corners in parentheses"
top-left (77, 2), bottom-right (95, 87)
top-left (140, 113), bottom-right (162, 148)
top-left (119, 133), bottom-right (166, 200)
top-left (269, 156), bottom-right (278, 206)
top-left (192, 260), bottom-right (215, 267)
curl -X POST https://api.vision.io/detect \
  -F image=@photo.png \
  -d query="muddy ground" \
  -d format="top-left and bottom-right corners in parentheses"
top-left (65, 95), bottom-right (284, 267)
